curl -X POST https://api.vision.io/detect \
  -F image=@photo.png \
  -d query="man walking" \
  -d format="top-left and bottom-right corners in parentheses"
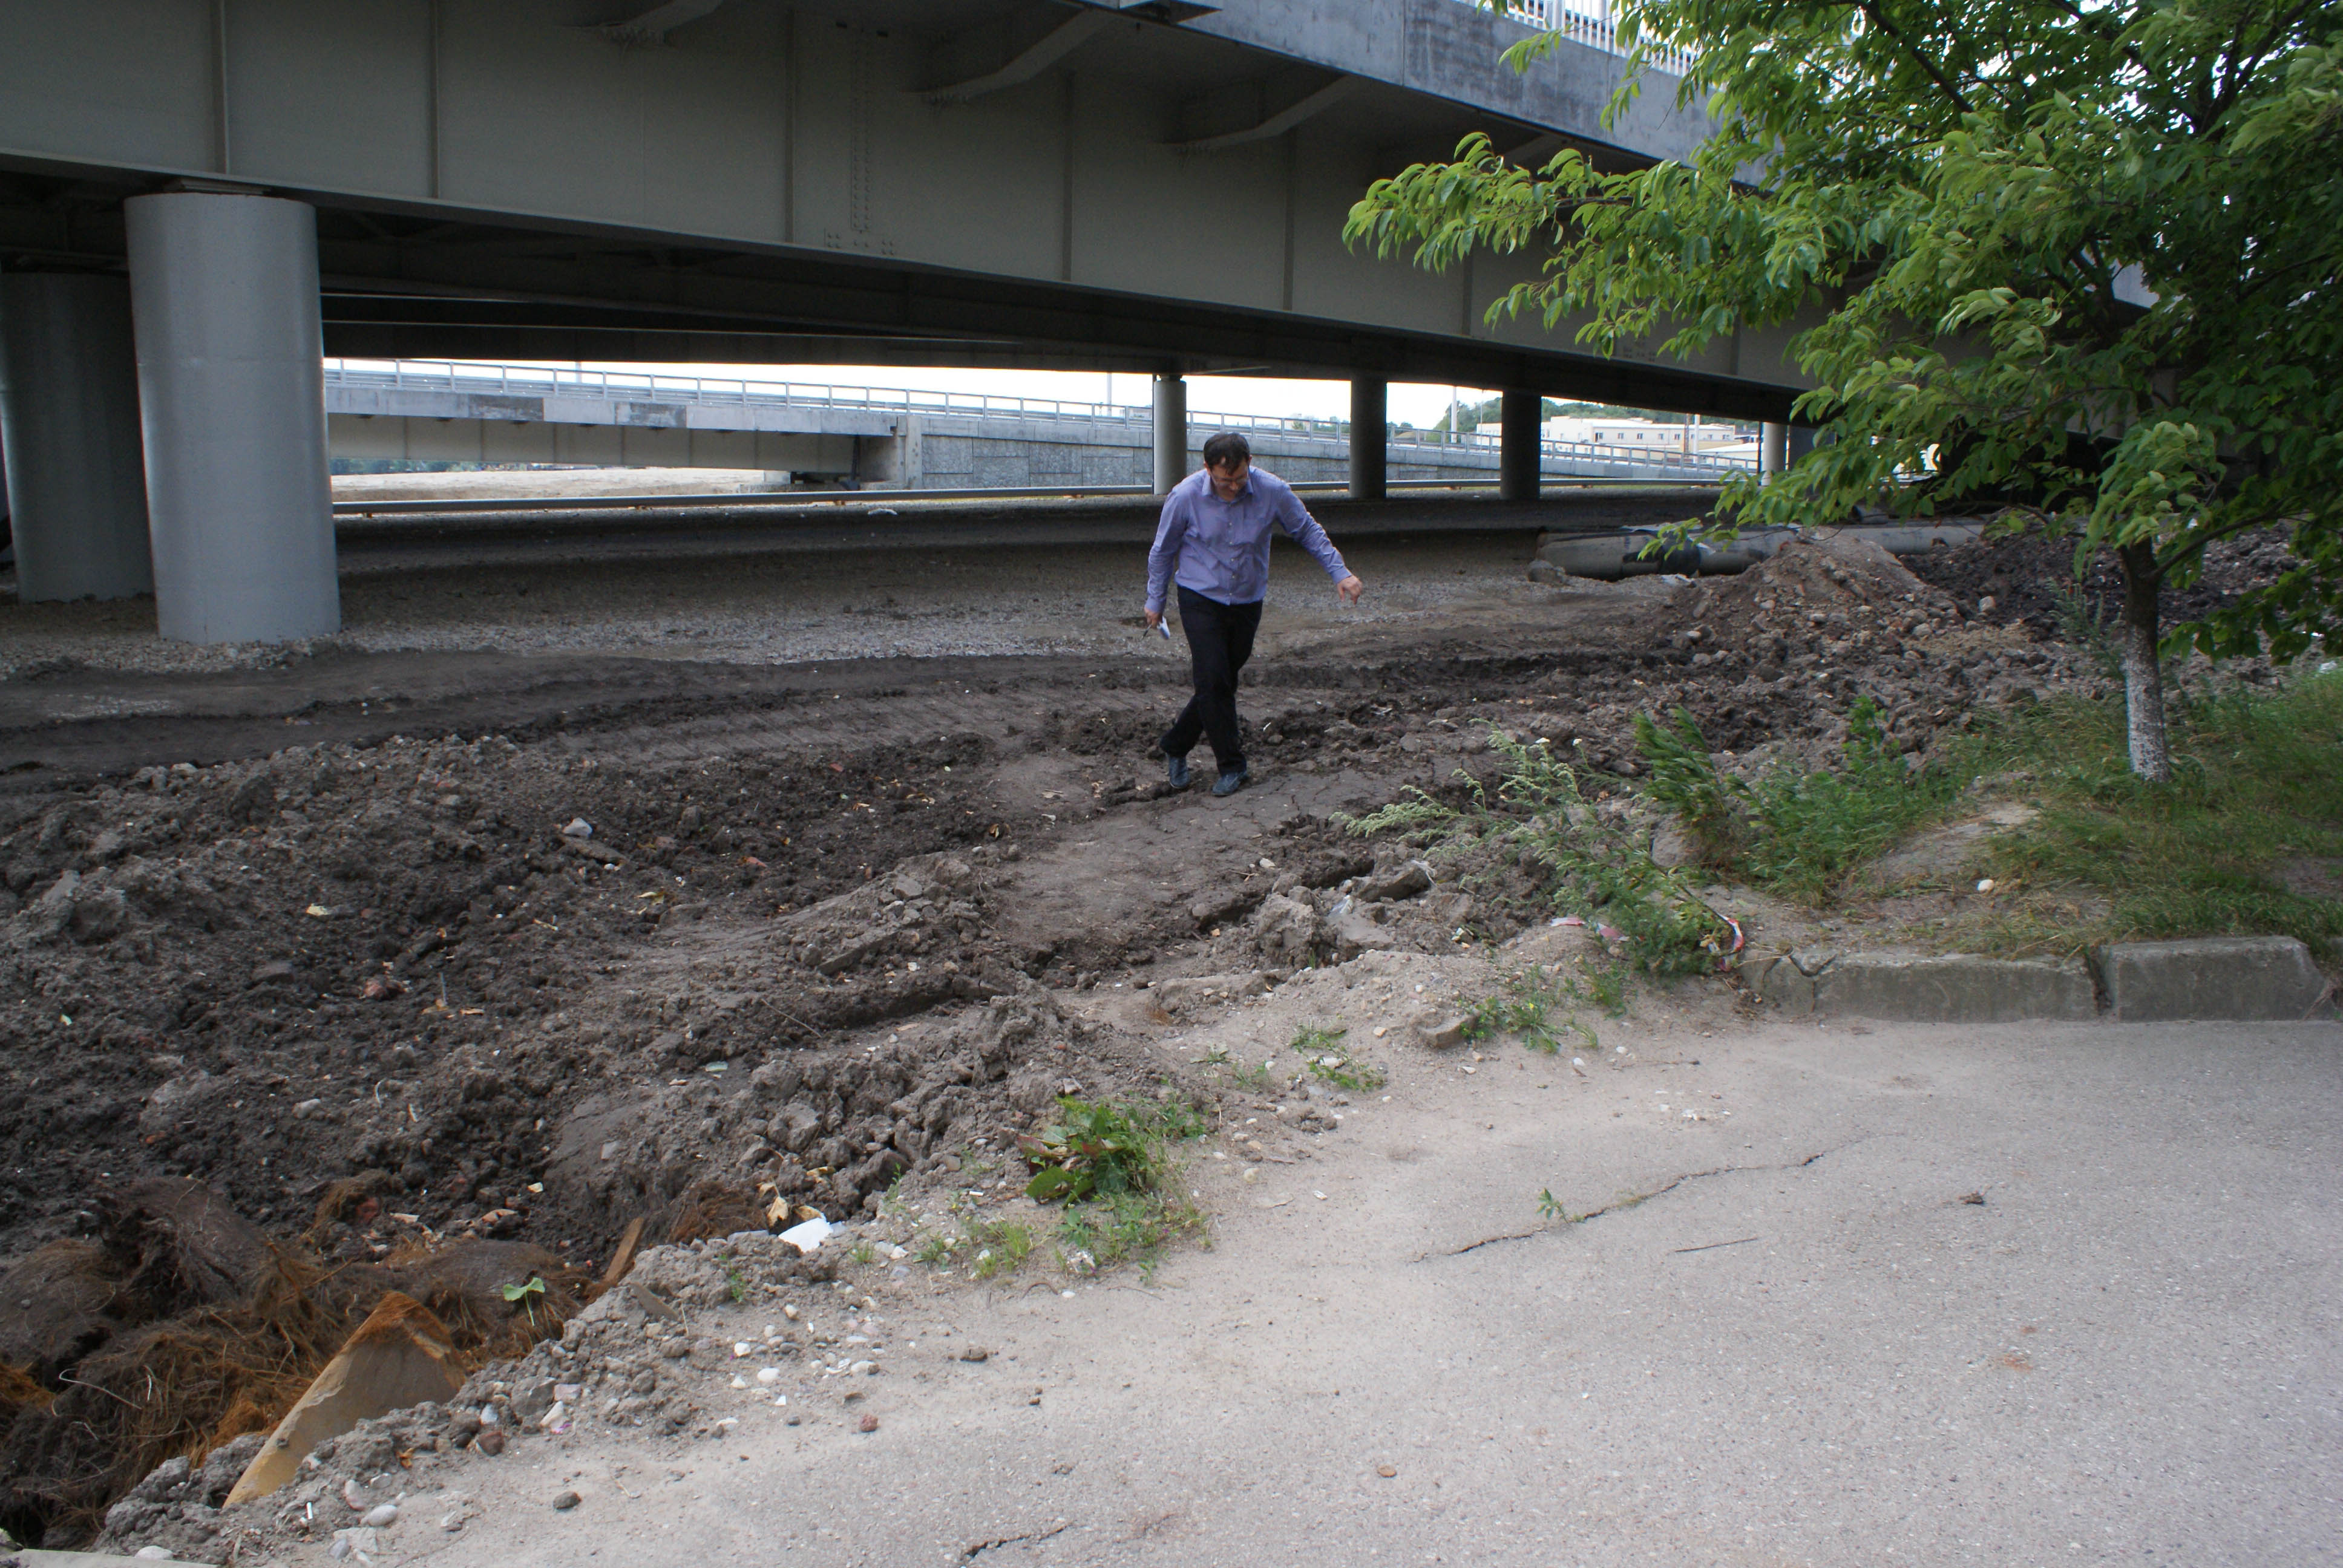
top-left (1145, 431), bottom-right (1365, 795)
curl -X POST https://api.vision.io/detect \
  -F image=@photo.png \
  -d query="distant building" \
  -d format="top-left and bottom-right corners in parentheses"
top-left (1545, 416), bottom-right (1753, 452)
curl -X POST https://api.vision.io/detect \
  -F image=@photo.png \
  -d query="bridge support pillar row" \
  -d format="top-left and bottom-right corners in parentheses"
top-left (125, 191), bottom-right (339, 644)
top-left (1498, 389), bottom-right (1541, 502)
top-left (0, 274), bottom-right (154, 601)
top-left (1760, 421), bottom-right (1790, 475)
top-left (1152, 372), bottom-right (1187, 495)
top-left (1349, 379), bottom-right (1387, 501)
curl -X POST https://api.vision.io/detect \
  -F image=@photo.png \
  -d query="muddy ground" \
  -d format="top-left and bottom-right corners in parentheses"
top-left (0, 501), bottom-right (2298, 1550)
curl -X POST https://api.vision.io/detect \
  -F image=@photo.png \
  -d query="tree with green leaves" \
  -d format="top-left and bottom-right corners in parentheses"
top-left (1346, 0), bottom-right (2343, 779)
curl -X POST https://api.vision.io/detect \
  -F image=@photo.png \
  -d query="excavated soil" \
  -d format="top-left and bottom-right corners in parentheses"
top-left (0, 517), bottom-right (2301, 1553)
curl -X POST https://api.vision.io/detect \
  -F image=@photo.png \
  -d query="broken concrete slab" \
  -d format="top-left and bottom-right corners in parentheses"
top-left (1816, 952), bottom-right (2098, 1023)
top-left (2096, 936), bottom-right (2330, 1022)
top-left (223, 1292), bottom-right (465, 1507)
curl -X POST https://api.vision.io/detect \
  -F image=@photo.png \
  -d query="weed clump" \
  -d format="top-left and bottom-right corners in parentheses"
top-left (1289, 1027), bottom-right (1386, 1092)
top-left (1461, 969), bottom-right (1606, 1054)
top-left (1016, 1096), bottom-right (1209, 1278)
top-left (1340, 725), bottom-right (1734, 976)
top-left (1636, 696), bottom-right (1962, 903)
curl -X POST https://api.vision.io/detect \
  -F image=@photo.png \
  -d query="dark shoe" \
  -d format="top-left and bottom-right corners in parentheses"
top-left (1211, 766), bottom-right (1250, 797)
top-left (1165, 751), bottom-right (1191, 789)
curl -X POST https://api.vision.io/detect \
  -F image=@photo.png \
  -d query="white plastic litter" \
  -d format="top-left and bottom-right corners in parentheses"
top-left (781, 1215), bottom-right (836, 1253)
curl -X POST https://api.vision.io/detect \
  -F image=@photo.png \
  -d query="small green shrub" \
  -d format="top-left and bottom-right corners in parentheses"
top-left (1017, 1096), bottom-right (1205, 1203)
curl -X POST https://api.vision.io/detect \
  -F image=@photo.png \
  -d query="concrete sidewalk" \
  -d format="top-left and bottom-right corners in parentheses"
top-left (408, 1016), bottom-right (2343, 1567)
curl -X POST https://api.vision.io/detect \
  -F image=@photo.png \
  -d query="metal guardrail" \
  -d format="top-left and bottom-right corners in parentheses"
top-left (321, 359), bottom-right (1756, 479)
top-left (1484, 0), bottom-right (1699, 76)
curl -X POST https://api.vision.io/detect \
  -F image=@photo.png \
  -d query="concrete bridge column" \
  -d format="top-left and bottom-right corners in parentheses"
top-left (125, 191), bottom-right (338, 643)
top-left (1498, 389), bottom-right (1541, 502)
top-left (1152, 372), bottom-right (1188, 495)
top-left (1348, 378), bottom-right (1387, 501)
top-left (1760, 421), bottom-right (1790, 475)
top-left (0, 273), bottom-right (154, 601)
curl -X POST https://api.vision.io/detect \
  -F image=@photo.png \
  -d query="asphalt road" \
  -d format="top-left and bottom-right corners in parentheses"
top-left (429, 1012), bottom-right (2342, 1568)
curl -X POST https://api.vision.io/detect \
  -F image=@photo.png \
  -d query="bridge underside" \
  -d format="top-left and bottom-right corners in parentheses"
top-left (0, 0), bottom-right (1810, 641)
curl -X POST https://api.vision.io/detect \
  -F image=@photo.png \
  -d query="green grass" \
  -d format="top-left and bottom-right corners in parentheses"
top-left (1640, 665), bottom-right (2343, 950)
top-left (1964, 674), bottom-right (2343, 952)
top-left (1290, 1025), bottom-right (1386, 1092)
top-left (965, 1217), bottom-right (1035, 1280)
top-left (1057, 1187), bottom-right (1208, 1281)
top-left (1637, 696), bottom-right (1966, 903)
top-left (1461, 969), bottom-right (1602, 1054)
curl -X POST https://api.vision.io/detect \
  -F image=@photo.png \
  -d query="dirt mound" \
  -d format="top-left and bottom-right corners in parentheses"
top-left (1899, 526), bottom-right (2300, 644)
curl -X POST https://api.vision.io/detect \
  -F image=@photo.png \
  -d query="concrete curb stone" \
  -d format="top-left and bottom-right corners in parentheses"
top-left (2096, 936), bottom-right (2330, 1022)
top-left (1741, 936), bottom-right (2334, 1024)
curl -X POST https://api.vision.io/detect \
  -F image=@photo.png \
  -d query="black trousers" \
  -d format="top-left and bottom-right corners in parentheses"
top-left (1161, 584), bottom-right (1263, 774)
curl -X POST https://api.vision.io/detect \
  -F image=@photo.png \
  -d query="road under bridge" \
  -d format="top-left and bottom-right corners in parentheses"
top-left (0, 0), bottom-right (1811, 641)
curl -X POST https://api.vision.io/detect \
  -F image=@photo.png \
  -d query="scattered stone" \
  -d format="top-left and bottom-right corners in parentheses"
top-left (1411, 1012), bottom-right (1469, 1050)
top-left (551, 1489), bottom-right (582, 1511)
top-left (857, 1414), bottom-right (879, 1433)
top-left (361, 1503), bottom-right (399, 1527)
top-left (957, 1346), bottom-right (991, 1363)
top-left (1355, 862), bottom-right (1432, 902)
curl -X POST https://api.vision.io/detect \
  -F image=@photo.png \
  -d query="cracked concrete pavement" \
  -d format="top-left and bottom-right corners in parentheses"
top-left (419, 1000), bottom-right (2341, 1567)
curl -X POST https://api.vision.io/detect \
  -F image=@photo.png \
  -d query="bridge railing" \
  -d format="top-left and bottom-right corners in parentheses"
top-left (321, 358), bottom-right (1754, 476)
top-left (1476, 0), bottom-right (1699, 79)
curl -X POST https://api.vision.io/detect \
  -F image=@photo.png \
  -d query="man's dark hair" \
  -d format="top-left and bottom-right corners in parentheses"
top-left (1202, 431), bottom-right (1251, 471)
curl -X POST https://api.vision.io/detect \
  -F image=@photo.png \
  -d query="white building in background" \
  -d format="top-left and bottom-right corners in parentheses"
top-left (1550, 416), bottom-right (1753, 451)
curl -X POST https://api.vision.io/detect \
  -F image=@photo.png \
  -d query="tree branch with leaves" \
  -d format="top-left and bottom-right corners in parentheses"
top-left (1348, 0), bottom-right (2343, 778)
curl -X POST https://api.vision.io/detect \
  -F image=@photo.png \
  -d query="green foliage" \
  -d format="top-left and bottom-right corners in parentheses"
top-left (1290, 1026), bottom-right (1386, 1092)
top-left (1536, 1187), bottom-right (1585, 1223)
top-left (500, 1274), bottom-right (548, 1331)
top-left (1462, 968), bottom-right (1604, 1054)
top-left (1636, 699), bottom-right (1965, 901)
top-left (965, 1218), bottom-right (1035, 1281)
top-left (1350, 0), bottom-right (2343, 774)
top-left (1484, 730), bottom-right (1736, 975)
top-left (847, 1241), bottom-right (877, 1267)
top-left (1018, 1096), bottom-right (1205, 1204)
top-left (1342, 723), bottom-right (1734, 975)
top-left (1057, 1189), bottom-right (1207, 1281)
top-left (1334, 788), bottom-right (1461, 841)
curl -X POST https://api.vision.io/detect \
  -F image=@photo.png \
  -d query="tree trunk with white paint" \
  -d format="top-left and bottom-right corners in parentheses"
top-left (2117, 540), bottom-right (2172, 782)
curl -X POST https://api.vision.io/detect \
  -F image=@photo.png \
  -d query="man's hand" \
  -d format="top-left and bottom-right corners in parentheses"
top-left (1336, 574), bottom-right (1365, 606)
top-left (1145, 607), bottom-right (1164, 632)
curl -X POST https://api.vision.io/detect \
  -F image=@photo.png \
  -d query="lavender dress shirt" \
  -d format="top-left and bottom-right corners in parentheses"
top-left (1144, 466), bottom-right (1351, 613)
